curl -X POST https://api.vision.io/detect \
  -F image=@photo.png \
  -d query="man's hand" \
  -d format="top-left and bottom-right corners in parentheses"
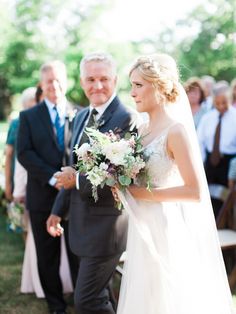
top-left (13, 196), bottom-right (25, 204)
top-left (46, 214), bottom-right (63, 237)
top-left (54, 166), bottom-right (76, 189)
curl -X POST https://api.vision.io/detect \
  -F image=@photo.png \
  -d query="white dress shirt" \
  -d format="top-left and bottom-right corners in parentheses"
top-left (44, 98), bottom-right (67, 186)
top-left (44, 97), bottom-right (66, 126)
top-left (197, 107), bottom-right (236, 162)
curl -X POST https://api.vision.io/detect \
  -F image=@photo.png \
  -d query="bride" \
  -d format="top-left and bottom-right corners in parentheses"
top-left (114, 54), bottom-right (235, 314)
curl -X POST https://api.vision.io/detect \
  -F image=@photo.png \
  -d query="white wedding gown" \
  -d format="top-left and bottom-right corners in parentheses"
top-left (117, 126), bottom-right (234, 314)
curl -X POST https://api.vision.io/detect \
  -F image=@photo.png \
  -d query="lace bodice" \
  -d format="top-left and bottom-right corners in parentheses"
top-left (143, 128), bottom-right (180, 188)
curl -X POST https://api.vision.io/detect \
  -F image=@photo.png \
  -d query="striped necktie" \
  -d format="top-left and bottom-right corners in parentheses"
top-left (53, 107), bottom-right (64, 151)
top-left (79, 108), bottom-right (98, 146)
top-left (210, 113), bottom-right (223, 166)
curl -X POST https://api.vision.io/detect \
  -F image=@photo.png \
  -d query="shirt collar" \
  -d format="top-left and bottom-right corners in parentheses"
top-left (44, 97), bottom-right (67, 118)
top-left (89, 92), bottom-right (116, 119)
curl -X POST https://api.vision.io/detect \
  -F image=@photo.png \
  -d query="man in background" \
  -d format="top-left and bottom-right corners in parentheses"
top-left (17, 61), bottom-right (77, 314)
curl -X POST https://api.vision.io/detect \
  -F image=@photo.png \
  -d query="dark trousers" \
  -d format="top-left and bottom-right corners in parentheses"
top-left (205, 152), bottom-right (235, 218)
top-left (74, 254), bottom-right (121, 314)
top-left (63, 221), bottom-right (79, 288)
top-left (29, 211), bottom-right (66, 312)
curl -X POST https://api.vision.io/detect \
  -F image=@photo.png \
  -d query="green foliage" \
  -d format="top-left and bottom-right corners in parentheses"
top-left (65, 48), bottom-right (87, 107)
top-left (0, 0), bottom-right (235, 119)
top-left (177, 0), bottom-right (236, 81)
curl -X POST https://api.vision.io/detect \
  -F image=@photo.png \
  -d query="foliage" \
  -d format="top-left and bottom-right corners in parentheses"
top-left (0, 0), bottom-right (235, 119)
top-left (177, 0), bottom-right (236, 81)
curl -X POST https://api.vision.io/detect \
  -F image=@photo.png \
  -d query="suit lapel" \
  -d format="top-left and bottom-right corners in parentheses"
top-left (64, 102), bottom-right (77, 150)
top-left (70, 108), bottom-right (89, 166)
top-left (71, 108), bottom-right (89, 149)
top-left (97, 96), bottom-right (120, 131)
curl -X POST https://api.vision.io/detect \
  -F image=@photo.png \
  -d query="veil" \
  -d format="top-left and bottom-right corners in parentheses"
top-left (117, 85), bottom-right (235, 314)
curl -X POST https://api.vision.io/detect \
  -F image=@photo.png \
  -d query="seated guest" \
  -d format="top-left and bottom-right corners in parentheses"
top-left (184, 77), bottom-right (207, 128)
top-left (197, 81), bottom-right (236, 217)
top-left (201, 75), bottom-right (215, 110)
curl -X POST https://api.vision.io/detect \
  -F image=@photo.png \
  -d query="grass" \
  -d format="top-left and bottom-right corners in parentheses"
top-left (0, 212), bottom-right (76, 314)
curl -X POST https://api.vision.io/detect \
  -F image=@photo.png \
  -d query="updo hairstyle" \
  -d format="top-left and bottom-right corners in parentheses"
top-left (129, 53), bottom-right (180, 104)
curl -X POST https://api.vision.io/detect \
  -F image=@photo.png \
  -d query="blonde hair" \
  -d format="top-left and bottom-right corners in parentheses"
top-left (129, 53), bottom-right (180, 104)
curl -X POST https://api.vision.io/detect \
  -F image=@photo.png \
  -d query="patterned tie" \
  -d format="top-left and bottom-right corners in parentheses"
top-left (210, 113), bottom-right (223, 166)
top-left (79, 108), bottom-right (98, 146)
top-left (53, 107), bottom-right (64, 151)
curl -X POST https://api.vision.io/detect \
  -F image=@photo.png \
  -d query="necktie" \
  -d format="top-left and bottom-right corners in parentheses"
top-left (53, 107), bottom-right (64, 151)
top-left (210, 113), bottom-right (223, 166)
top-left (79, 108), bottom-right (98, 146)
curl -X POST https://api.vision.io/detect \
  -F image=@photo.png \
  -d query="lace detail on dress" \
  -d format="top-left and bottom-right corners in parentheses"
top-left (143, 127), bottom-right (180, 188)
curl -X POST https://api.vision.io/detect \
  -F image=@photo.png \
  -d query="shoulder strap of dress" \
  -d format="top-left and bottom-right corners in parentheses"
top-left (159, 122), bottom-right (179, 139)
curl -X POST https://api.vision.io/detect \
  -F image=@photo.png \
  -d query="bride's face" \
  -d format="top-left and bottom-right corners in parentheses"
top-left (130, 69), bottom-right (158, 113)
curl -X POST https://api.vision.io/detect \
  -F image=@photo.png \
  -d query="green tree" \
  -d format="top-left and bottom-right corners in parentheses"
top-left (0, 0), bottom-right (50, 119)
top-left (177, 0), bottom-right (236, 81)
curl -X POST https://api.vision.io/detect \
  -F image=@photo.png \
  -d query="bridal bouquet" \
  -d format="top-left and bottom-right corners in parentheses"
top-left (74, 128), bottom-right (149, 202)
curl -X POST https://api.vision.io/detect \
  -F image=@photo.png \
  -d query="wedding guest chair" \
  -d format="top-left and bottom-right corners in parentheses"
top-left (209, 184), bottom-right (236, 290)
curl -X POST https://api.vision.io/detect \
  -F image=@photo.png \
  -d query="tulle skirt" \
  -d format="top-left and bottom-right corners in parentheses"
top-left (117, 191), bottom-right (235, 314)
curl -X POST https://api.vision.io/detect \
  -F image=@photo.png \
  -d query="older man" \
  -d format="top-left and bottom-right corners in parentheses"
top-left (17, 61), bottom-right (77, 314)
top-left (197, 81), bottom-right (236, 217)
top-left (47, 52), bottom-right (137, 314)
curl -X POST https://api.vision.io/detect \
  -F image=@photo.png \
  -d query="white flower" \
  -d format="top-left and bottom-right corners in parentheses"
top-left (100, 162), bottom-right (109, 171)
top-left (103, 140), bottom-right (132, 166)
top-left (76, 143), bottom-right (90, 158)
top-left (87, 166), bottom-right (107, 186)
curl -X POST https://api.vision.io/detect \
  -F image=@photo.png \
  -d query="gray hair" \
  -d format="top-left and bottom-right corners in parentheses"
top-left (213, 80), bottom-right (230, 97)
top-left (201, 75), bottom-right (215, 86)
top-left (40, 60), bottom-right (67, 79)
top-left (21, 87), bottom-right (36, 109)
top-left (80, 52), bottom-right (117, 78)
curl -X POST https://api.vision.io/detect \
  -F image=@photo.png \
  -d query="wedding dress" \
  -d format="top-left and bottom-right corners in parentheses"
top-left (117, 123), bottom-right (235, 314)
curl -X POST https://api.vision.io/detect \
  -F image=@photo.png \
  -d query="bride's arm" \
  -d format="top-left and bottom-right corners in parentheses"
top-left (128, 124), bottom-right (201, 202)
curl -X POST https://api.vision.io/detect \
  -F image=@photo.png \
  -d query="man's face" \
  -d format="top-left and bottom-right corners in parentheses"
top-left (40, 68), bottom-right (67, 104)
top-left (214, 94), bottom-right (230, 114)
top-left (80, 61), bottom-right (117, 107)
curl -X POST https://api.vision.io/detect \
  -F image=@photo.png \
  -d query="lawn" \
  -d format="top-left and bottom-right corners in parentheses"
top-left (0, 212), bottom-right (48, 313)
top-left (0, 212), bottom-right (76, 314)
